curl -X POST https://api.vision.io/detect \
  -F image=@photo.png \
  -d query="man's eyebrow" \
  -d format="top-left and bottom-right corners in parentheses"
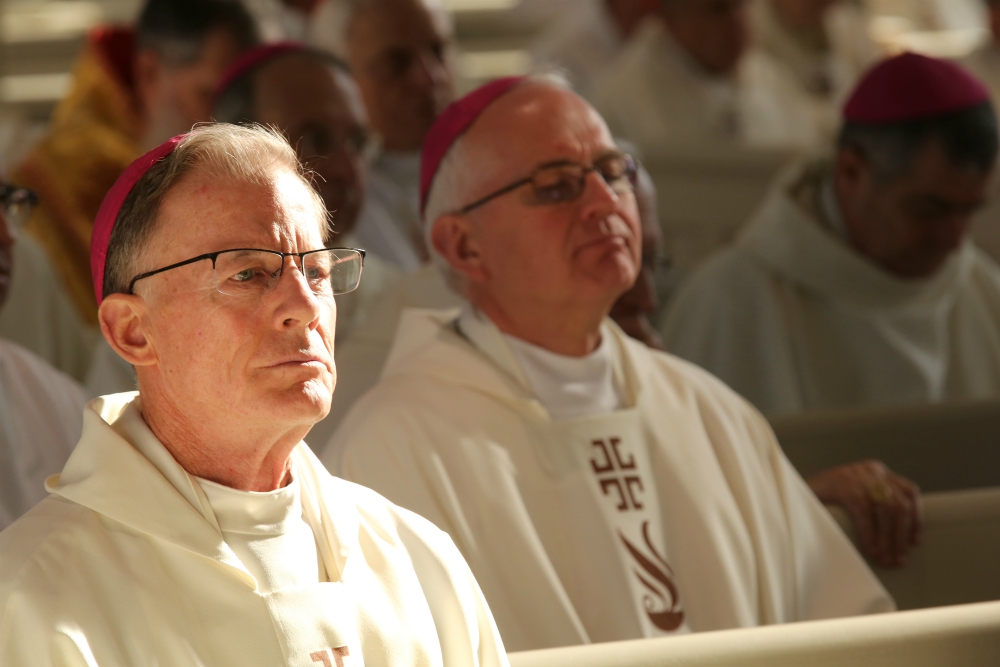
top-left (533, 150), bottom-right (625, 170)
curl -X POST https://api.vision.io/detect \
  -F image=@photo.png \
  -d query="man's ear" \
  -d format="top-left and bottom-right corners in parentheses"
top-left (835, 145), bottom-right (869, 192)
top-left (430, 213), bottom-right (488, 283)
top-left (98, 293), bottom-right (158, 367)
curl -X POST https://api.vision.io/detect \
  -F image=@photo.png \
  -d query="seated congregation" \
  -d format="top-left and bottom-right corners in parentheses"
top-left (2, 0), bottom-right (1000, 665)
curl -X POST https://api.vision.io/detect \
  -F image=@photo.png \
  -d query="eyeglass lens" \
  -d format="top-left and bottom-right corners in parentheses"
top-left (530, 155), bottom-right (635, 205)
top-left (213, 249), bottom-right (363, 298)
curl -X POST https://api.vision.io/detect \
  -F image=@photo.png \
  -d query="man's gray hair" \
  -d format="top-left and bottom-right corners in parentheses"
top-left (103, 123), bottom-right (329, 299)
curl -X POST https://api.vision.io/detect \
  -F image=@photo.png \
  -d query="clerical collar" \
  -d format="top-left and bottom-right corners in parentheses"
top-left (196, 472), bottom-right (302, 537)
top-left (456, 303), bottom-right (624, 421)
top-left (818, 174), bottom-right (850, 242)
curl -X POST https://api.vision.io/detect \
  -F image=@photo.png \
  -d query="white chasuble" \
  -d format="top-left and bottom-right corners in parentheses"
top-left (0, 393), bottom-right (508, 667)
top-left (329, 305), bottom-right (891, 652)
top-left (662, 160), bottom-right (1000, 416)
top-left (555, 412), bottom-right (687, 637)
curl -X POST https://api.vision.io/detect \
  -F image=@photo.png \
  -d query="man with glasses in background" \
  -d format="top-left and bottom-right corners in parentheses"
top-left (0, 183), bottom-right (87, 531)
top-left (324, 76), bottom-right (892, 652)
top-left (0, 124), bottom-right (507, 667)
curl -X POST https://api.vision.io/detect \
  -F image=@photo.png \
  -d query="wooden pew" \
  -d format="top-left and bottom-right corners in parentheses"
top-left (642, 146), bottom-right (799, 274)
top-left (770, 399), bottom-right (1000, 493)
top-left (509, 601), bottom-right (1000, 667)
top-left (828, 487), bottom-right (1000, 610)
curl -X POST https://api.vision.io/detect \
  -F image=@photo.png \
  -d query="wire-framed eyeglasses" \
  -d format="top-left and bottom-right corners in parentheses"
top-left (458, 152), bottom-right (637, 215)
top-left (1, 184), bottom-right (40, 229)
top-left (127, 247), bottom-right (365, 299)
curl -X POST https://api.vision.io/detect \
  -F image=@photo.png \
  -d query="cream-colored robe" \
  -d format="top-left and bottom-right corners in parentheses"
top-left (661, 161), bottom-right (1000, 415)
top-left (325, 307), bottom-right (893, 652)
top-left (0, 392), bottom-right (507, 667)
top-left (0, 339), bottom-right (86, 530)
top-left (0, 235), bottom-right (99, 383)
top-left (312, 263), bottom-right (459, 447)
top-left (530, 0), bottom-right (624, 98)
top-left (750, 0), bottom-right (878, 139)
top-left (590, 20), bottom-right (823, 158)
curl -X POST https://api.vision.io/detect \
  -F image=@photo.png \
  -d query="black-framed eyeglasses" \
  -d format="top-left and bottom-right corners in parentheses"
top-left (458, 153), bottom-right (637, 215)
top-left (127, 247), bottom-right (366, 299)
top-left (0, 184), bottom-right (40, 229)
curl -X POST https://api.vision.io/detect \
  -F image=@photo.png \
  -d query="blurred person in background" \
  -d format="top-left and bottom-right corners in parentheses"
top-left (310, 0), bottom-right (456, 270)
top-left (663, 54), bottom-right (1000, 417)
top-left (325, 76), bottom-right (894, 652)
top-left (0, 182), bottom-right (87, 531)
top-left (531, 0), bottom-right (661, 98)
top-left (12, 0), bottom-right (257, 339)
top-left (590, 0), bottom-right (823, 158)
top-left (749, 0), bottom-right (879, 137)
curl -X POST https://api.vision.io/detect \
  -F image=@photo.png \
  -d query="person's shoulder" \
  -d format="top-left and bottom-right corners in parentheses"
top-left (0, 496), bottom-right (93, 602)
top-left (0, 338), bottom-right (87, 408)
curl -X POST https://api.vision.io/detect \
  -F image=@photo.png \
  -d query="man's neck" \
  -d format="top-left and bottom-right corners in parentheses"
top-left (139, 389), bottom-right (308, 492)
top-left (472, 293), bottom-right (608, 357)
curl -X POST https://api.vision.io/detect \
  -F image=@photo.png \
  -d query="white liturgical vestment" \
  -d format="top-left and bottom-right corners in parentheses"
top-left (0, 393), bottom-right (508, 667)
top-left (662, 161), bottom-right (1000, 415)
top-left (590, 20), bottom-right (822, 157)
top-left (0, 339), bottom-right (86, 530)
top-left (530, 0), bottom-right (624, 98)
top-left (0, 235), bottom-right (98, 382)
top-left (326, 305), bottom-right (893, 652)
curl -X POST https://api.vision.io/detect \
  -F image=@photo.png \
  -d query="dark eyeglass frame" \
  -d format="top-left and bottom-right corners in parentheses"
top-left (0, 184), bottom-right (40, 227)
top-left (127, 247), bottom-right (366, 295)
top-left (458, 152), bottom-right (638, 215)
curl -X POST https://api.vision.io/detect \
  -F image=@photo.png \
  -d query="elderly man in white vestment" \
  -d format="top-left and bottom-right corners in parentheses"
top-left (664, 53), bottom-right (1000, 415)
top-left (0, 182), bottom-right (87, 531)
top-left (324, 76), bottom-right (893, 653)
top-left (310, 0), bottom-right (456, 271)
top-left (87, 42), bottom-right (402, 398)
top-left (0, 124), bottom-right (507, 667)
top-left (590, 0), bottom-right (824, 156)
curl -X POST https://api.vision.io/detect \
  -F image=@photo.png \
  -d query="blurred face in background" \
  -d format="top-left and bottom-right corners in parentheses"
top-left (347, 0), bottom-right (455, 152)
top-left (659, 0), bottom-right (749, 75)
top-left (253, 54), bottom-right (371, 236)
top-left (134, 27), bottom-right (245, 148)
top-left (836, 139), bottom-right (992, 278)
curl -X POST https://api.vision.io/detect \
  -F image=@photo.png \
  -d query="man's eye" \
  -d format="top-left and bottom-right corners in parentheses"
top-left (233, 268), bottom-right (257, 282)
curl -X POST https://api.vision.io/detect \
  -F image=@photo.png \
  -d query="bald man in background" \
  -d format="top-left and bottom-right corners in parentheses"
top-left (311, 0), bottom-right (456, 270)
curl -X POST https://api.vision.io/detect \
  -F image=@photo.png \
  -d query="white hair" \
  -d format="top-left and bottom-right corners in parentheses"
top-left (421, 71), bottom-right (573, 291)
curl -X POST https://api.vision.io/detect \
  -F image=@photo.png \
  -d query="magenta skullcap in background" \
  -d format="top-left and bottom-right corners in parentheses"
top-left (213, 41), bottom-right (308, 103)
top-left (844, 52), bottom-right (991, 124)
top-left (91, 134), bottom-right (186, 305)
top-left (419, 76), bottom-right (525, 217)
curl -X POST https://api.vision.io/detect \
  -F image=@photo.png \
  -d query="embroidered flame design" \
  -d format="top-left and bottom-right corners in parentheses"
top-left (619, 521), bottom-right (685, 632)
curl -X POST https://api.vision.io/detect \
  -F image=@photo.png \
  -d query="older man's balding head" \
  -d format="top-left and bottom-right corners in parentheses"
top-left (425, 79), bottom-right (642, 356)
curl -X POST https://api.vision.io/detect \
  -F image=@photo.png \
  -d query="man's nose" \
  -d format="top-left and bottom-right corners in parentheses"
top-left (410, 50), bottom-right (448, 91)
top-left (0, 210), bottom-right (15, 250)
top-left (579, 170), bottom-right (624, 223)
top-left (272, 258), bottom-right (324, 329)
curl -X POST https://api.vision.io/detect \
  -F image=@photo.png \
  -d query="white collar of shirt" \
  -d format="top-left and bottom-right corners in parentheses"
top-left (819, 173), bottom-right (850, 241)
top-left (456, 303), bottom-right (623, 420)
top-left (196, 473), bottom-right (303, 537)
